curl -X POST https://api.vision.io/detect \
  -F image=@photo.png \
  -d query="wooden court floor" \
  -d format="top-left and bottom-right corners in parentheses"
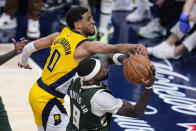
top-left (0, 44), bottom-right (70, 131)
top-left (0, 44), bottom-right (41, 131)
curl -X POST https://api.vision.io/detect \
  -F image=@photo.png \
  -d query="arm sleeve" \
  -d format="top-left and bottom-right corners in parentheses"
top-left (91, 91), bottom-right (123, 117)
top-left (20, 41), bottom-right (37, 66)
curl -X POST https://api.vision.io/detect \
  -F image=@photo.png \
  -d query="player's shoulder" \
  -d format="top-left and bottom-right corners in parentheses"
top-left (47, 32), bottom-right (60, 39)
top-left (82, 40), bottom-right (107, 46)
top-left (77, 40), bottom-right (91, 48)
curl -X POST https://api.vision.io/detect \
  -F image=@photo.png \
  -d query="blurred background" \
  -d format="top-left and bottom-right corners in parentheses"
top-left (0, 0), bottom-right (196, 130)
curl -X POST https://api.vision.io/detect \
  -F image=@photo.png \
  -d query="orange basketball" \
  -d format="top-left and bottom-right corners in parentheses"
top-left (123, 54), bottom-right (151, 84)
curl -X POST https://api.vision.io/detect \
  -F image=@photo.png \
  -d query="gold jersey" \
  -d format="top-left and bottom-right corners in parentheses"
top-left (41, 27), bottom-right (87, 94)
top-left (29, 27), bottom-right (87, 127)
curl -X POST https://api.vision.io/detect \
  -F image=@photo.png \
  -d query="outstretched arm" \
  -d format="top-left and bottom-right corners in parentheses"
top-left (18, 32), bottom-right (59, 69)
top-left (117, 64), bottom-right (156, 118)
top-left (0, 50), bottom-right (17, 65)
top-left (87, 41), bottom-right (148, 55)
top-left (100, 50), bottom-right (138, 68)
top-left (74, 41), bottom-right (147, 63)
top-left (117, 89), bottom-right (152, 118)
top-left (100, 53), bottom-right (126, 68)
top-left (0, 38), bottom-right (28, 65)
top-left (32, 32), bottom-right (60, 50)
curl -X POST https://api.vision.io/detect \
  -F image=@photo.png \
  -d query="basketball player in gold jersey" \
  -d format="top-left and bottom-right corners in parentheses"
top-left (18, 7), bottom-right (148, 131)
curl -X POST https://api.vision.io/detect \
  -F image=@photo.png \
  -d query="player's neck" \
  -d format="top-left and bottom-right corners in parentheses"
top-left (83, 81), bottom-right (101, 86)
top-left (72, 29), bottom-right (86, 37)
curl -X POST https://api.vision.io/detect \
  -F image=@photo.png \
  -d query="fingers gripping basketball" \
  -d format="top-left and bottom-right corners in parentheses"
top-left (123, 54), bottom-right (151, 84)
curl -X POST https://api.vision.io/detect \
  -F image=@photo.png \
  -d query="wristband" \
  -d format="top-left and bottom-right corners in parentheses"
top-left (112, 53), bottom-right (124, 65)
top-left (145, 86), bottom-right (153, 89)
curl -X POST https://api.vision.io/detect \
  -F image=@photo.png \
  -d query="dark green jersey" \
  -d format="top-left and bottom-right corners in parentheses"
top-left (0, 96), bottom-right (12, 131)
top-left (67, 78), bottom-right (112, 131)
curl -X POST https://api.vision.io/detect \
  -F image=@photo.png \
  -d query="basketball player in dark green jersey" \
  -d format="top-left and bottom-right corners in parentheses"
top-left (67, 53), bottom-right (155, 131)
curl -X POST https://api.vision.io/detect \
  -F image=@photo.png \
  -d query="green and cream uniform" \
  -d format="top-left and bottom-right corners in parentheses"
top-left (0, 96), bottom-right (12, 131)
top-left (29, 27), bottom-right (87, 130)
top-left (67, 78), bottom-right (123, 131)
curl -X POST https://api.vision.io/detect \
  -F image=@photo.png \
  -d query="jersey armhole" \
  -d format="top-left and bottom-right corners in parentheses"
top-left (76, 39), bottom-right (88, 48)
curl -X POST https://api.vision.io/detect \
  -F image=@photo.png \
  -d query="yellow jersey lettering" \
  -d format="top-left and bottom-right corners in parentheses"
top-left (54, 37), bottom-right (71, 55)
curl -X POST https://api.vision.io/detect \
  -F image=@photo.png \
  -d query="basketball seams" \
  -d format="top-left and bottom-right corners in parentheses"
top-left (128, 58), bottom-right (143, 83)
top-left (132, 55), bottom-right (150, 79)
top-left (126, 59), bottom-right (135, 82)
top-left (132, 55), bottom-right (150, 69)
top-left (123, 55), bottom-right (151, 84)
top-left (123, 60), bottom-right (129, 80)
top-left (124, 58), bottom-right (133, 82)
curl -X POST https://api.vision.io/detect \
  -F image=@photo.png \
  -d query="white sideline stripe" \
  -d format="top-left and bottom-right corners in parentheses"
top-left (29, 58), bottom-right (42, 75)
top-left (0, 59), bottom-right (41, 74)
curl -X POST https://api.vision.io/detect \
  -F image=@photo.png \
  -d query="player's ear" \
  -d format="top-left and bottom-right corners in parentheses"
top-left (88, 79), bottom-right (95, 85)
top-left (74, 21), bottom-right (81, 29)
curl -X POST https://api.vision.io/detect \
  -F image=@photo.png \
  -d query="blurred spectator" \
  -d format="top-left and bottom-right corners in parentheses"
top-left (138, 18), bottom-right (167, 39)
top-left (148, 3), bottom-right (196, 59)
top-left (179, 0), bottom-right (196, 34)
top-left (60, 0), bottom-right (114, 43)
top-left (42, 0), bottom-right (66, 12)
top-left (0, 0), bottom-right (42, 39)
top-left (112, 0), bottom-right (136, 11)
top-left (0, 0), bottom-right (5, 12)
top-left (126, 0), bottom-right (184, 39)
top-left (139, 0), bottom-right (184, 39)
top-left (126, 0), bottom-right (153, 23)
top-left (97, 0), bottom-right (114, 43)
top-left (59, 0), bottom-right (83, 26)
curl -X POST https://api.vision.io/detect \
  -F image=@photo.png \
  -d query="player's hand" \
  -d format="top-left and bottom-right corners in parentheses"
top-left (136, 44), bottom-right (148, 56)
top-left (125, 49), bottom-right (136, 56)
top-left (142, 63), bottom-right (156, 87)
top-left (122, 49), bottom-right (136, 64)
top-left (18, 62), bottom-right (32, 69)
top-left (179, 13), bottom-right (190, 34)
top-left (12, 38), bottom-right (28, 54)
top-left (126, 49), bottom-right (144, 57)
top-left (123, 49), bottom-right (148, 64)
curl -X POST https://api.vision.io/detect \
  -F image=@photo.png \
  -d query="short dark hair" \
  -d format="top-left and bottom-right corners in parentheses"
top-left (77, 58), bottom-right (96, 77)
top-left (66, 7), bottom-right (88, 30)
